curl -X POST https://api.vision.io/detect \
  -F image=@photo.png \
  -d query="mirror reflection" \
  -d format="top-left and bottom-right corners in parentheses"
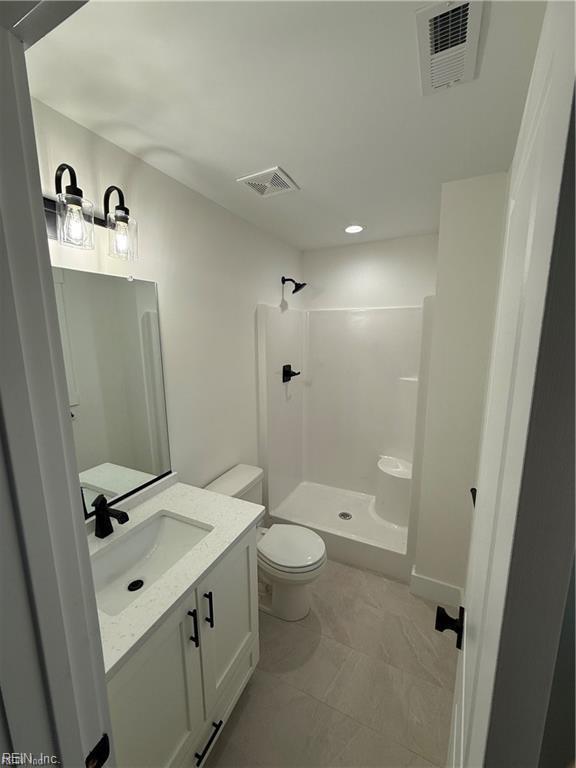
top-left (52, 268), bottom-right (171, 514)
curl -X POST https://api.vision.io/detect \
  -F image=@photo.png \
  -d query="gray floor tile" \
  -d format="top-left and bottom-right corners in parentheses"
top-left (323, 649), bottom-right (452, 766)
top-left (334, 725), bottom-right (440, 767)
top-left (301, 562), bottom-right (457, 690)
top-left (212, 669), bottom-right (360, 768)
top-left (259, 612), bottom-right (353, 700)
top-left (207, 726), bottom-right (263, 768)
top-left (210, 560), bottom-right (454, 768)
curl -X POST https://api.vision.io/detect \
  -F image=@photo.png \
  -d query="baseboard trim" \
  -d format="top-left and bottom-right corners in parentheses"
top-left (410, 566), bottom-right (462, 607)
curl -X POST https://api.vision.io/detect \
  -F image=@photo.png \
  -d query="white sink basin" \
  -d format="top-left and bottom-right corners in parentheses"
top-left (91, 511), bottom-right (213, 616)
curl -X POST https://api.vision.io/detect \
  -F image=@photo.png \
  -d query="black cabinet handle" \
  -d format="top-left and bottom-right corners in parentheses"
top-left (187, 609), bottom-right (199, 647)
top-left (470, 487), bottom-right (477, 507)
top-left (194, 720), bottom-right (223, 766)
top-left (204, 591), bottom-right (215, 628)
top-left (435, 605), bottom-right (465, 650)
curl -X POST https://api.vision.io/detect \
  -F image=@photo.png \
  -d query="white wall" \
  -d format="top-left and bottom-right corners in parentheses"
top-left (256, 305), bottom-right (305, 511)
top-left (258, 304), bottom-right (423, 515)
top-left (406, 295), bottom-right (435, 561)
top-left (304, 307), bottom-right (422, 495)
top-left (258, 232), bottom-right (436, 513)
top-left (412, 173), bottom-right (507, 597)
top-left (32, 100), bottom-right (303, 488)
top-left (257, 232), bottom-right (437, 517)
top-left (302, 234), bottom-right (437, 309)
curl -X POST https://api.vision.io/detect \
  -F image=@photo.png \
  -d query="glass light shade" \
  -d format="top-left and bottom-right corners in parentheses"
top-left (56, 192), bottom-right (94, 249)
top-left (107, 213), bottom-right (138, 261)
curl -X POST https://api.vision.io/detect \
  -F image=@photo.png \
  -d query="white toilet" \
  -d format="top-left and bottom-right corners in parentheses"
top-left (205, 464), bottom-right (326, 621)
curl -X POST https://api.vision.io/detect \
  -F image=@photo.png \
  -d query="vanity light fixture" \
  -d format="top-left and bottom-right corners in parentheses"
top-left (344, 224), bottom-right (365, 234)
top-left (54, 163), bottom-right (94, 249)
top-left (104, 186), bottom-right (138, 262)
top-left (43, 167), bottom-right (141, 260)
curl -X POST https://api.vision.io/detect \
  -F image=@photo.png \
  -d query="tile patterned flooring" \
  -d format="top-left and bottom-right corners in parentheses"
top-left (208, 560), bottom-right (457, 768)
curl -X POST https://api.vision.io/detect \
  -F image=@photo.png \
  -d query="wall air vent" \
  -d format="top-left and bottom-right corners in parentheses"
top-left (236, 167), bottom-right (300, 198)
top-left (416, 1), bottom-right (483, 94)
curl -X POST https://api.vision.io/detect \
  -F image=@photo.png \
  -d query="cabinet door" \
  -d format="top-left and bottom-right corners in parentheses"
top-left (108, 596), bottom-right (204, 768)
top-left (198, 530), bottom-right (259, 713)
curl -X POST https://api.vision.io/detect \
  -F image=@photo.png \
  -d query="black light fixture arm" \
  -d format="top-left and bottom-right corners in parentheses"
top-left (104, 185), bottom-right (130, 221)
top-left (43, 163), bottom-right (138, 249)
top-left (55, 162), bottom-right (83, 198)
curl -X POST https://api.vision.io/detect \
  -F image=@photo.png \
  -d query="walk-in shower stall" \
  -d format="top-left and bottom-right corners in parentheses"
top-left (257, 301), bottom-right (433, 579)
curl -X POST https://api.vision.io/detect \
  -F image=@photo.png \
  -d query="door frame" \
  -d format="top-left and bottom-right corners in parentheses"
top-left (456, 3), bottom-right (574, 765)
top-left (485, 106), bottom-right (574, 768)
top-left (0, 16), bottom-right (112, 766)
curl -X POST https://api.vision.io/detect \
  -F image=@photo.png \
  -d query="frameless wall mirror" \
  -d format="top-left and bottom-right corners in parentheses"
top-left (52, 268), bottom-right (171, 516)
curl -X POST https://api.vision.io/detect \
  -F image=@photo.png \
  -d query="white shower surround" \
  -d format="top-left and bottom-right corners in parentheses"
top-left (304, 306), bottom-right (421, 494)
top-left (257, 303), bottom-right (425, 578)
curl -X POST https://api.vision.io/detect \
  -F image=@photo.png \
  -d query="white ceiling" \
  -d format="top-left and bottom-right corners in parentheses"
top-left (25, 1), bottom-right (544, 250)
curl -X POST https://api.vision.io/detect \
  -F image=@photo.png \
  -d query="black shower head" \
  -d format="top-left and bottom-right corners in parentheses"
top-left (281, 276), bottom-right (307, 294)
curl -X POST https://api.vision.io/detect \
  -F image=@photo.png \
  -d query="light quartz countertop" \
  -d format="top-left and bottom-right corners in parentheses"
top-left (87, 481), bottom-right (265, 678)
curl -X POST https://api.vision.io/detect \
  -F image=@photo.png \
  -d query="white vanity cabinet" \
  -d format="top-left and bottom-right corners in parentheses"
top-left (107, 592), bottom-right (204, 768)
top-left (197, 528), bottom-right (258, 713)
top-left (107, 528), bottom-right (259, 768)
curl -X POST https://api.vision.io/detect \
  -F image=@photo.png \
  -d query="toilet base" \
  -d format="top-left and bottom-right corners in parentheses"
top-left (257, 572), bottom-right (312, 622)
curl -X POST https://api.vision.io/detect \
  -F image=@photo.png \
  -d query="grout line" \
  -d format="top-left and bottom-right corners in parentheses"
top-left (250, 667), bottom-right (444, 768)
top-left (255, 560), bottom-right (456, 760)
top-left (256, 637), bottom-right (453, 761)
top-left (259, 606), bottom-right (456, 692)
top-left (257, 620), bottom-right (454, 763)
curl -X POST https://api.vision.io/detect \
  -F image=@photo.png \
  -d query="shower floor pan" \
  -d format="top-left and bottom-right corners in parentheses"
top-left (270, 482), bottom-right (411, 581)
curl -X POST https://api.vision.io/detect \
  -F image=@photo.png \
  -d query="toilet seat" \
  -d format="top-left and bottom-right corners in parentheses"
top-left (257, 524), bottom-right (326, 573)
top-left (257, 555), bottom-right (326, 586)
top-left (257, 550), bottom-right (326, 575)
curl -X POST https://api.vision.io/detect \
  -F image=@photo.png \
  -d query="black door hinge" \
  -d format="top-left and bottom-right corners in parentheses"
top-left (85, 734), bottom-right (110, 768)
top-left (435, 605), bottom-right (465, 650)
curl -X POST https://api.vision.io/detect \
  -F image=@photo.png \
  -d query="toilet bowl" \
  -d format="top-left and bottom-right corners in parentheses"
top-left (256, 524), bottom-right (326, 621)
top-left (205, 464), bottom-right (326, 621)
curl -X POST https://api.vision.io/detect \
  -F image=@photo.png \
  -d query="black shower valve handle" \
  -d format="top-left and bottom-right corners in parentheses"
top-left (282, 364), bottom-right (301, 383)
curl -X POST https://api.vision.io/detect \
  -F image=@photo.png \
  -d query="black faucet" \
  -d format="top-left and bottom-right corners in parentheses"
top-left (93, 494), bottom-right (129, 538)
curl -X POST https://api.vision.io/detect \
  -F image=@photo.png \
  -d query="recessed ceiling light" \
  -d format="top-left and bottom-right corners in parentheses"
top-left (344, 224), bottom-right (365, 234)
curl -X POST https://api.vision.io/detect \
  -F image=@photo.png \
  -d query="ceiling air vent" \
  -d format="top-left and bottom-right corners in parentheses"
top-left (236, 167), bottom-right (300, 198)
top-left (416, 1), bottom-right (483, 94)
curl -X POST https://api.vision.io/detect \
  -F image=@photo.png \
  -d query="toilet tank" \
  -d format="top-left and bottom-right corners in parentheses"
top-left (204, 464), bottom-right (264, 505)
